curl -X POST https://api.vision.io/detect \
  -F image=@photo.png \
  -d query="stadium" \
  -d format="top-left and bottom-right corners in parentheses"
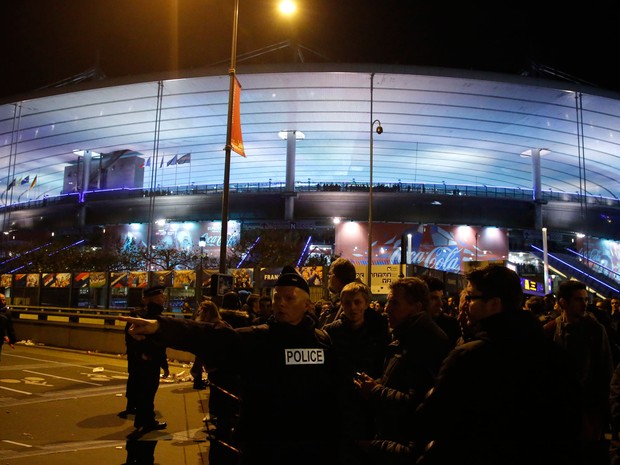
top-left (1, 62), bottom-right (620, 301)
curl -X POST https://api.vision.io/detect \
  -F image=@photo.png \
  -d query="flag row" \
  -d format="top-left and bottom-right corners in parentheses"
top-left (6, 175), bottom-right (37, 191)
top-left (140, 152), bottom-right (192, 169)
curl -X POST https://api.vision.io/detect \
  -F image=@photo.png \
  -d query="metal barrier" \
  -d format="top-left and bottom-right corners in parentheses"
top-left (11, 305), bottom-right (195, 362)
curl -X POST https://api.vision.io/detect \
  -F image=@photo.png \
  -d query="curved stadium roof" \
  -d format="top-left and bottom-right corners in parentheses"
top-left (1, 62), bottom-right (620, 202)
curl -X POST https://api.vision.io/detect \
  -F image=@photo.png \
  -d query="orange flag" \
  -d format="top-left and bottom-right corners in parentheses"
top-left (231, 76), bottom-right (246, 157)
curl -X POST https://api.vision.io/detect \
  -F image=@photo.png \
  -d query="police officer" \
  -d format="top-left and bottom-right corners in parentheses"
top-left (123, 285), bottom-right (169, 438)
top-left (0, 293), bottom-right (16, 361)
top-left (121, 271), bottom-right (340, 465)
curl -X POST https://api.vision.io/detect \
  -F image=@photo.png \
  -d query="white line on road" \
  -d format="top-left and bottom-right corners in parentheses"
top-left (0, 385), bottom-right (33, 394)
top-left (2, 440), bottom-right (33, 447)
top-left (22, 370), bottom-right (102, 386)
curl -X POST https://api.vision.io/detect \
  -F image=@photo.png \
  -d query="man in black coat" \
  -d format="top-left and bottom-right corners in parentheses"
top-left (123, 285), bottom-right (169, 437)
top-left (0, 293), bottom-right (16, 361)
top-left (121, 271), bottom-right (341, 465)
top-left (414, 265), bottom-right (584, 465)
top-left (420, 275), bottom-right (462, 349)
top-left (354, 277), bottom-right (450, 464)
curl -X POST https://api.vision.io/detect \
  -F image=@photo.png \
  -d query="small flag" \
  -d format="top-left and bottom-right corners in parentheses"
top-left (167, 154), bottom-right (178, 167)
top-left (30, 175), bottom-right (38, 189)
top-left (140, 158), bottom-right (151, 168)
top-left (6, 178), bottom-right (16, 190)
top-left (231, 76), bottom-right (246, 157)
top-left (177, 153), bottom-right (191, 165)
top-left (159, 156), bottom-right (164, 168)
top-left (21, 176), bottom-right (30, 185)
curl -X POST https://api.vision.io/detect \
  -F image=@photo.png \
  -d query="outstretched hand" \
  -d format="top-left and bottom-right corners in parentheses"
top-left (117, 316), bottom-right (160, 341)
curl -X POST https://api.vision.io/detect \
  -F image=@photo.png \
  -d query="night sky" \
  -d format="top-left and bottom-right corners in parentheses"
top-left (1, 0), bottom-right (616, 100)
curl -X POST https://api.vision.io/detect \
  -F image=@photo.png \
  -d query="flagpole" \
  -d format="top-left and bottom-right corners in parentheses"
top-left (174, 153), bottom-right (178, 187)
top-left (219, 0), bottom-right (239, 274)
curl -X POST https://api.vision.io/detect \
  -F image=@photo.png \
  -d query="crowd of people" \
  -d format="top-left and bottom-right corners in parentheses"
top-left (118, 261), bottom-right (620, 465)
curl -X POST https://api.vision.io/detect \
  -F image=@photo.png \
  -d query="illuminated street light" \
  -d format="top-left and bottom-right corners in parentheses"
top-left (198, 234), bottom-right (206, 302)
top-left (368, 116), bottom-right (383, 288)
top-left (368, 74), bottom-right (383, 288)
top-left (219, 0), bottom-right (296, 273)
top-left (279, 0), bottom-right (296, 15)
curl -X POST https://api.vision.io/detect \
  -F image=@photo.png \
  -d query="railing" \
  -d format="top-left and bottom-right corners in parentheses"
top-left (2, 181), bottom-right (619, 214)
top-left (10, 305), bottom-right (190, 327)
top-left (11, 305), bottom-right (195, 360)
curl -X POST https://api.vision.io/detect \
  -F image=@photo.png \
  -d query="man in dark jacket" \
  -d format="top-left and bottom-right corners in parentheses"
top-left (414, 265), bottom-right (584, 465)
top-left (123, 285), bottom-right (169, 437)
top-left (420, 275), bottom-right (461, 349)
top-left (121, 271), bottom-right (341, 465)
top-left (354, 277), bottom-right (450, 464)
top-left (324, 281), bottom-right (391, 465)
top-left (0, 293), bottom-right (16, 361)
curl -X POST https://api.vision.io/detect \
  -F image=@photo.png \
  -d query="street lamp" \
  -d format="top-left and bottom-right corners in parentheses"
top-left (198, 235), bottom-right (206, 302)
top-left (368, 117), bottom-right (383, 288)
top-left (219, 0), bottom-right (295, 274)
top-left (218, 0), bottom-right (241, 274)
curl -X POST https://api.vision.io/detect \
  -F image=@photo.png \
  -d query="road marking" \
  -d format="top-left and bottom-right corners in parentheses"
top-left (23, 370), bottom-right (102, 386)
top-left (2, 440), bottom-right (33, 447)
top-left (0, 385), bottom-right (33, 394)
top-left (5, 353), bottom-right (123, 372)
top-left (4, 353), bottom-right (93, 367)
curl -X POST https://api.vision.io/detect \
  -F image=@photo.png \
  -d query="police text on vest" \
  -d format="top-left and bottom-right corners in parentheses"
top-left (285, 348), bottom-right (325, 365)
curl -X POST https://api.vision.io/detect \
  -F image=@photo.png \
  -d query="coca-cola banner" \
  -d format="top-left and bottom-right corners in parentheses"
top-left (335, 223), bottom-right (508, 274)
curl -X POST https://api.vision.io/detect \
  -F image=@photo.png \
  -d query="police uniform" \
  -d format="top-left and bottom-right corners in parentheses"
top-left (150, 272), bottom-right (341, 465)
top-left (124, 285), bottom-right (169, 435)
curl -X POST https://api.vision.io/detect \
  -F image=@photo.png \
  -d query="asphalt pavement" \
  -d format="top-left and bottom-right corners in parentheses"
top-left (0, 343), bottom-right (212, 465)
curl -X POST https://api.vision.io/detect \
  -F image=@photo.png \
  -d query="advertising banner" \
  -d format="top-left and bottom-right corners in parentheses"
top-left (128, 271), bottom-right (148, 288)
top-left (110, 221), bottom-right (241, 257)
top-left (73, 272), bottom-right (90, 288)
top-left (26, 274), bottom-right (40, 287)
top-left (152, 271), bottom-right (173, 287)
top-left (336, 222), bottom-right (508, 274)
top-left (173, 270), bottom-right (195, 288)
top-left (42, 273), bottom-right (71, 288)
top-left (354, 264), bottom-right (401, 295)
top-left (576, 236), bottom-right (620, 284)
top-left (90, 272), bottom-right (107, 288)
top-left (13, 274), bottom-right (26, 288)
top-left (1, 274), bottom-right (12, 289)
top-left (110, 272), bottom-right (128, 288)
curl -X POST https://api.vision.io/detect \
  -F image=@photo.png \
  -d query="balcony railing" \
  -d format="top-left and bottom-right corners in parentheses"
top-left (2, 181), bottom-right (619, 214)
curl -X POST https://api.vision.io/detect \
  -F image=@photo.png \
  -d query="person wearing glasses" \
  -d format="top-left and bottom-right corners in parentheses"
top-left (413, 265), bottom-right (584, 465)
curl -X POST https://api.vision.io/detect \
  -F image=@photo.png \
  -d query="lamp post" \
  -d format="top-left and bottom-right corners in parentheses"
top-left (198, 235), bottom-right (206, 302)
top-left (218, 0), bottom-right (241, 274)
top-left (368, 116), bottom-right (383, 289)
top-left (218, 0), bottom-right (296, 274)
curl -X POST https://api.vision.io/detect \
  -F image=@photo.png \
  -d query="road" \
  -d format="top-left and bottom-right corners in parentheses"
top-left (0, 343), bottom-right (212, 465)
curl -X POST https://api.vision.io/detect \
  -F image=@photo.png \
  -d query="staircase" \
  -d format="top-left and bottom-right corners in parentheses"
top-left (530, 245), bottom-right (620, 297)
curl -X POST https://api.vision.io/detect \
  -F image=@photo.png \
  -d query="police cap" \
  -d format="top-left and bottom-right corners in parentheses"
top-left (143, 285), bottom-right (166, 298)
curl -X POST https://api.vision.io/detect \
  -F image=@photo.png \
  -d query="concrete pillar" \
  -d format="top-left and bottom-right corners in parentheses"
top-left (531, 148), bottom-right (543, 230)
top-left (284, 130), bottom-right (297, 221)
